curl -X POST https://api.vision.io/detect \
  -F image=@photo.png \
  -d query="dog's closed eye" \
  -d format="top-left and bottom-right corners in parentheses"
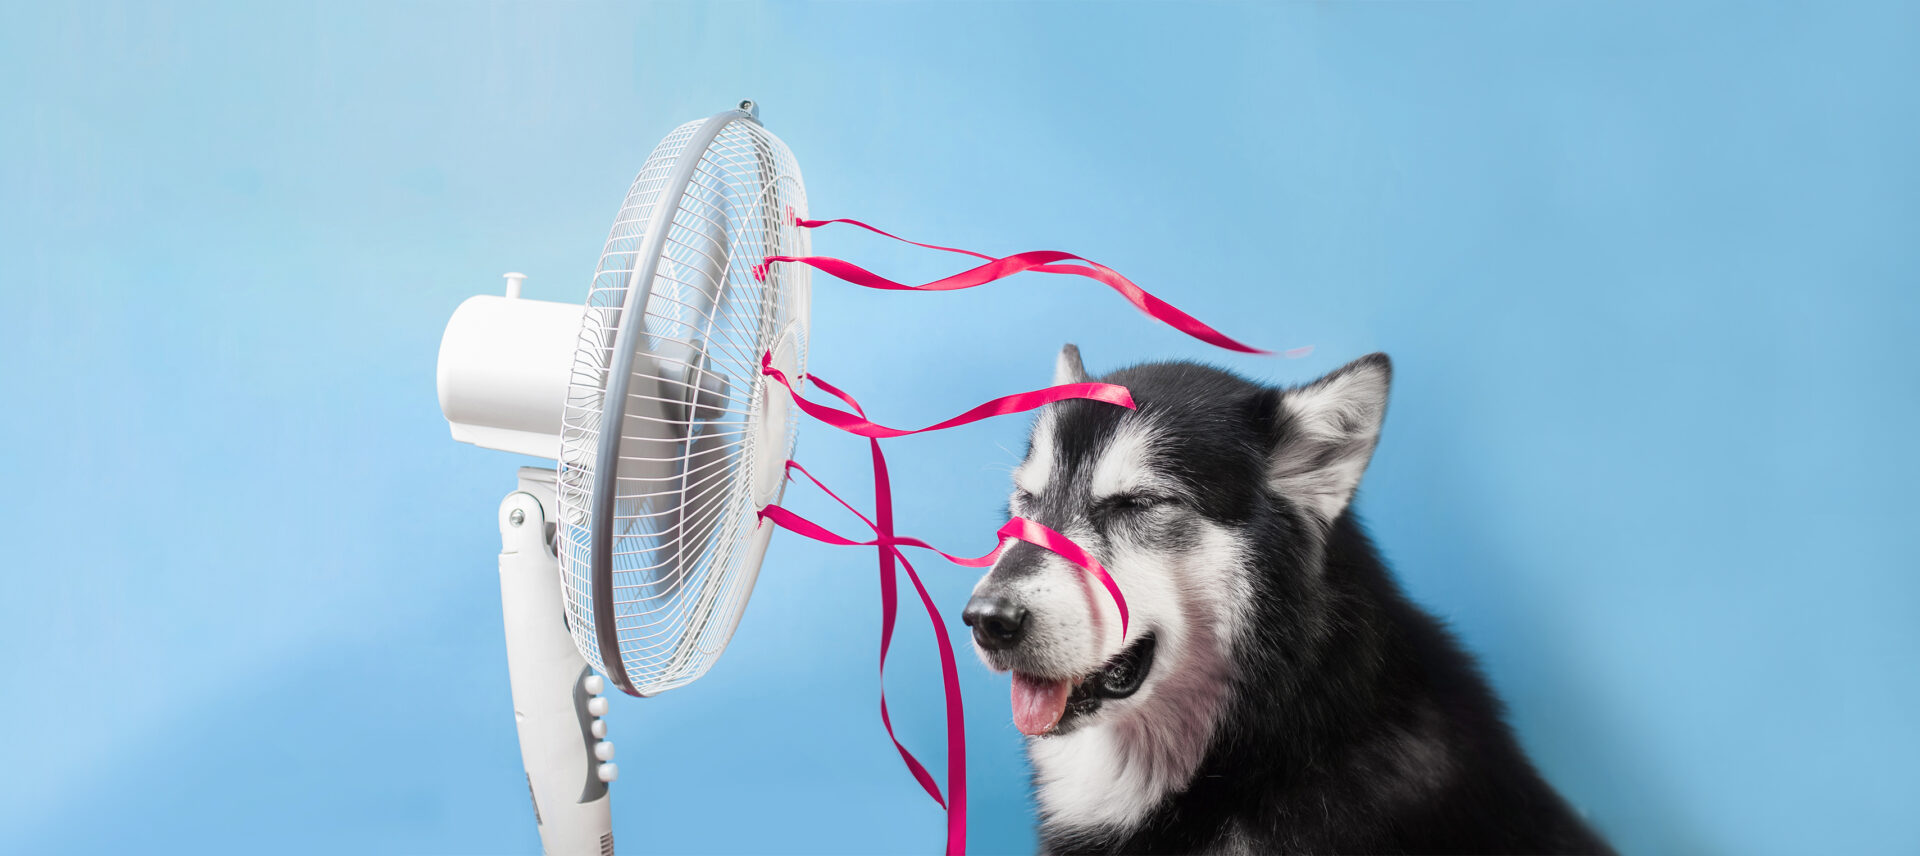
top-left (1099, 493), bottom-right (1175, 515)
top-left (1012, 489), bottom-right (1037, 510)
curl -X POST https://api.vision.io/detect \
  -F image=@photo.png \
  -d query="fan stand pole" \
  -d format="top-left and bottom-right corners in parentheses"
top-left (499, 466), bottom-right (617, 855)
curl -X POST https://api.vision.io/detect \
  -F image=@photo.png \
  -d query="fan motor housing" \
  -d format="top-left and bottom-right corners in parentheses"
top-left (437, 292), bottom-right (586, 459)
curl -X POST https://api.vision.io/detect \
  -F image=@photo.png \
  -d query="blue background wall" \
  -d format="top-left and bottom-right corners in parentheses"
top-left (3, 2), bottom-right (1915, 854)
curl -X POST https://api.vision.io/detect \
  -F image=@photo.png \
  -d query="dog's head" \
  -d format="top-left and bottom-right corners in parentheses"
top-left (965, 344), bottom-right (1392, 740)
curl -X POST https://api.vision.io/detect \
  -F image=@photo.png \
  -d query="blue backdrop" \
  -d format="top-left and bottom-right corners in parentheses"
top-left (3, 3), bottom-right (1916, 854)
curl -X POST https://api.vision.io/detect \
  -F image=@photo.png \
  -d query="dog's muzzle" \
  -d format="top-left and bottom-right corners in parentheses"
top-left (965, 586), bottom-right (1158, 736)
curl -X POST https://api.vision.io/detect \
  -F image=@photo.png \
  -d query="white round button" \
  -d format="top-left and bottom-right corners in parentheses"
top-left (590, 720), bottom-right (607, 739)
top-left (582, 674), bottom-right (604, 695)
top-left (597, 762), bottom-right (619, 783)
top-left (587, 697), bottom-right (609, 717)
top-left (594, 741), bottom-right (616, 761)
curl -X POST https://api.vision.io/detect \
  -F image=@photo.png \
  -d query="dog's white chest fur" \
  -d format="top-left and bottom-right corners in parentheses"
top-left (1028, 727), bottom-right (1172, 832)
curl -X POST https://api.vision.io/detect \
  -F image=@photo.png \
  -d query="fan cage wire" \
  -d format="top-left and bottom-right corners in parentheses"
top-left (556, 115), bottom-right (810, 696)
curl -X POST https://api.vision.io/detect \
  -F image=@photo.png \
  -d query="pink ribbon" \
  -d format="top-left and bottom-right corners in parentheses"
top-left (757, 363), bottom-right (1134, 856)
top-left (761, 351), bottom-right (1135, 439)
top-left (757, 210), bottom-right (1311, 358)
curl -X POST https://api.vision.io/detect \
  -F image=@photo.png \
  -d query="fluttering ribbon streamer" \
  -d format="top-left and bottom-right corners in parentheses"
top-left (761, 351), bottom-right (1135, 439)
top-left (756, 362), bottom-right (1134, 856)
top-left (752, 214), bottom-right (1284, 854)
top-left (756, 209), bottom-right (1313, 358)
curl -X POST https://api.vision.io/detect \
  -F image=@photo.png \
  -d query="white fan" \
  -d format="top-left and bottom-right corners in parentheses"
top-left (436, 101), bottom-right (810, 854)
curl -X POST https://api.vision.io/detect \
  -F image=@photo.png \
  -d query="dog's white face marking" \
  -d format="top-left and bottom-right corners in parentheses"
top-left (1012, 411), bottom-right (1057, 498)
top-left (1088, 420), bottom-right (1174, 502)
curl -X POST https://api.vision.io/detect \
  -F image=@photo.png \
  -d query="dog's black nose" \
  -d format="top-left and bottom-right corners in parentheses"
top-left (962, 594), bottom-right (1029, 651)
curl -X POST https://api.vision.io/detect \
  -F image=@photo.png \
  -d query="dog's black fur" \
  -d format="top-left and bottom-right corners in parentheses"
top-left (1036, 356), bottom-right (1611, 855)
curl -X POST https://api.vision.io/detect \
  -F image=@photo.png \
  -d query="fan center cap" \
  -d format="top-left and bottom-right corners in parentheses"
top-left (751, 325), bottom-right (802, 508)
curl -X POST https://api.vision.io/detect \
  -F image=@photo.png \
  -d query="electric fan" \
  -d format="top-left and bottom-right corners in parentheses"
top-left (436, 101), bottom-right (809, 855)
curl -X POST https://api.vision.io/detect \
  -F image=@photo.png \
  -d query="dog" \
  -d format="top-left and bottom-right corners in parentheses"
top-left (963, 345), bottom-right (1612, 855)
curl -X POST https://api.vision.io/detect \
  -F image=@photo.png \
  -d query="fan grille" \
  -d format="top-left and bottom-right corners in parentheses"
top-left (556, 113), bottom-right (809, 696)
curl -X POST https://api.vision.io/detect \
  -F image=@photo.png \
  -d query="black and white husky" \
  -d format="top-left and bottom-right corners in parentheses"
top-left (964, 346), bottom-right (1611, 855)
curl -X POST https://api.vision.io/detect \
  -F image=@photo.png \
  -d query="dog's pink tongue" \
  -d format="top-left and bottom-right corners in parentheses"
top-left (1011, 672), bottom-right (1072, 736)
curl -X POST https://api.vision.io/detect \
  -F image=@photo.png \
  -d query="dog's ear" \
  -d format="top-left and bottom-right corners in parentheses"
top-left (1266, 353), bottom-right (1392, 523)
top-left (1054, 343), bottom-right (1089, 385)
